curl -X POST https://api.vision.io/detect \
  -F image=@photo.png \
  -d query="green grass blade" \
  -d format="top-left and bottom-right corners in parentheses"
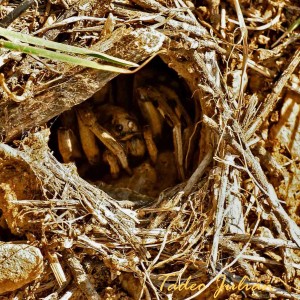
top-left (272, 17), bottom-right (300, 48)
top-left (0, 40), bottom-right (132, 73)
top-left (287, 17), bottom-right (300, 33)
top-left (0, 27), bottom-right (138, 67)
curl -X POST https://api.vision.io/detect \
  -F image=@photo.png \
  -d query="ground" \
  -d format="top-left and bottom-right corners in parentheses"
top-left (0, 0), bottom-right (300, 299)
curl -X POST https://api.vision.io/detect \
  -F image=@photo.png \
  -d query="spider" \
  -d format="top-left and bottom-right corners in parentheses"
top-left (57, 83), bottom-right (193, 182)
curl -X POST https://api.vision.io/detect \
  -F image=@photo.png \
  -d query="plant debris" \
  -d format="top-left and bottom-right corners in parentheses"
top-left (0, 0), bottom-right (300, 299)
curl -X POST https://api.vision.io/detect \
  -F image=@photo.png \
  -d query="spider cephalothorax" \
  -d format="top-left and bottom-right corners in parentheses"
top-left (95, 104), bottom-right (146, 159)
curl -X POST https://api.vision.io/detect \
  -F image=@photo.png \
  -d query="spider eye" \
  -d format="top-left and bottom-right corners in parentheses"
top-left (115, 124), bottom-right (123, 132)
top-left (128, 121), bottom-right (134, 130)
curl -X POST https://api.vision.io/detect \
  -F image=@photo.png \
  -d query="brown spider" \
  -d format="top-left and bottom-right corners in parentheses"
top-left (57, 83), bottom-right (193, 182)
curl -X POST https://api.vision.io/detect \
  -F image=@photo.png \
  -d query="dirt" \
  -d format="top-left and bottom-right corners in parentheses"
top-left (0, 0), bottom-right (300, 299)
